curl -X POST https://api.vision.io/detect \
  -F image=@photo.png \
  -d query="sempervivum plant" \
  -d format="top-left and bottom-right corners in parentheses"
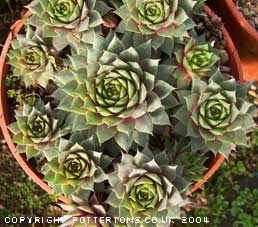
top-left (27, 0), bottom-right (111, 49)
top-left (53, 32), bottom-right (175, 151)
top-left (4, 0), bottom-right (257, 224)
top-left (173, 37), bottom-right (220, 88)
top-left (115, 0), bottom-right (198, 51)
top-left (107, 147), bottom-right (189, 226)
top-left (59, 195), bottom-right (110, 227)
top-left (174, 70), bottom-right (257, 157)
top-left (7, 28), bottom-right (58, 88)
top-left (8, 99), bottom-right (69, 160)
top-left (41, 134), bottom-right (110, 197)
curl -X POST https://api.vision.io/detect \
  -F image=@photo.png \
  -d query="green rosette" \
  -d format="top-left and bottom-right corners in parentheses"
top-left (27, 0), bottom-right (111, 49)
top-left (53, 32), bottom-right (176, 151)
top-left (174, 70), bottom-right (257, 157)
top-left (115, 0), bottom-right (198, 52)
top-left (174, 37), bottom-right (220, 88)
top-left (7, 28), bottom-right (57, 88)
top-left (8, 99), bottom-right (69, 161)
top-left (41, 133), bottom-right (111, 197)
top-left (106, 147), bottom-right (189, 227)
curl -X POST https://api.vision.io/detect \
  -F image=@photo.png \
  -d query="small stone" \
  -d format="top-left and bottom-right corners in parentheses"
top-left (197, 22), bottom-right (204, 29)
top-left (242, 7), bottom-right (250, 16)
top-left (248, 90), bottom-right (257, 97)
top-left (249, 10), bottom-right (256, 16)
top-left (249, 20), bottom-right (256, 28)
top-left (220, 66), bottom-right (231, 72)
top-left (219, 50), bottom-right (229, 64)
top-left (31, 81), bottom-right (39, 89)
top-left (254, 98), bottom-right (258, 106)
top-left (215, 43), bottom-right (225, 50)
top-left (234, 0), bottom-right (258, 31)
top-left (211, 15), bottom-right (222, 24)
top-left (253, 17), bottom-right (258, 26)
top-left (250, 85), bottom-right (257, 91)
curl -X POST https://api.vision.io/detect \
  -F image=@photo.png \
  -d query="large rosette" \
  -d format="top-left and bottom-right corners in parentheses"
top-left (53, 32), bottom-right (176, 150)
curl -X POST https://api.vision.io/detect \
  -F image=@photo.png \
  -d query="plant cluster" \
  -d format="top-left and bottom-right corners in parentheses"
top-left (6, 0), bottom-right (257, 226)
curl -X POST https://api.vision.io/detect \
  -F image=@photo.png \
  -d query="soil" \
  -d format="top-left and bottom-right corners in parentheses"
top-left (234, 0), bottom-right (258, 31)
top-left (0, 0), bottom-right (31, 49)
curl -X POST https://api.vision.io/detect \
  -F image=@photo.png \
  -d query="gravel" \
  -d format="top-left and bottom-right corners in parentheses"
top-left (234, 0), bottom-right (258, 31)
top-left (248, 83), bottom-right (258, 107)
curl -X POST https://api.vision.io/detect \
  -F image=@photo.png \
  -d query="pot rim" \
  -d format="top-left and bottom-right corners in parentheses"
top-left (0, 6), bottom-right (243, 202)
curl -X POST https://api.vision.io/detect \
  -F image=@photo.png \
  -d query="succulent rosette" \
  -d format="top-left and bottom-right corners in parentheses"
top-left (174, 70), bottom-right (257, 157)
top-left (41, 134), bottom-right (110, 197)
top-left (59, 195), bottom-right (110, 227)
top-left (173, 37), bottom-right (219, 88)
top-left (53, 32), bottom-right (176, 151)
top-left (7, 29), bottom-right (57, 88)
top-left (115, 0), bottom-right (197, 51)
top-left (106, 147), bottom-right (189, 227)
top-left (8, 99), bottom-right (69, 161)
top-left (27, 0), bottom-right (111, 49)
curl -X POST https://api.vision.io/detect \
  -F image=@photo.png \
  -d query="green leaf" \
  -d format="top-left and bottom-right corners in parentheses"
top-left (62, 184), bottom-right (75, 197)
top-left (147, 93), bottom-right (163, 113)
top-left (52, 36), bottom-right (69, 51)
top-left (86, 111), bottom-right (103, 125)
top-left (96, 125), bottom-right (117, 144)
top-left (151, 108), bottom-right (170, 125)
top-left (140, 59), bottom-right (160, 75)
top-left (120, 47), bottom-right (139, 62)
top-left (132, 131), bottom-right (148, 146)
top-left (89, 10), bottom-right (103, 28)
top-left (135, 114), bottom-right (153, 134)
top-left (154, 80), bottom-right (174, 99)
top-left (207, 140), bottom-right (223, 154)
top-left (115, 132), bottom-right (133, 151)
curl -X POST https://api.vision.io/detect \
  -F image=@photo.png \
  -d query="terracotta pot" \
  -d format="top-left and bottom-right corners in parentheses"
top-left (0, 7), bottom-right (242, 202)
top-left (209, 0), bottom-right (258, 82)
